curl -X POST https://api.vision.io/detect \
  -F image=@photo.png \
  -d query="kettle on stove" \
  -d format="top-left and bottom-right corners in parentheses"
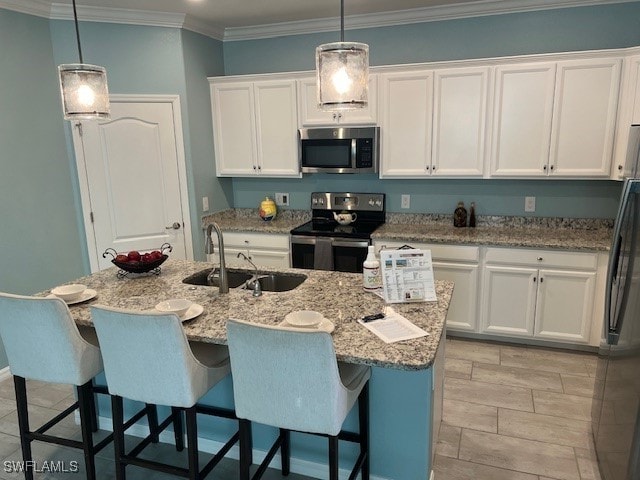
top-left (333, 211), bottom-right (357, 225)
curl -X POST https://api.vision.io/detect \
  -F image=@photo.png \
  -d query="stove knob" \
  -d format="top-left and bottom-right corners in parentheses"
top-left (368, 199), bottom-right (375, 206)
top-left (312, 198), bottom-right (317, 205)
top-left (375, 200), bottom-right (382, 207)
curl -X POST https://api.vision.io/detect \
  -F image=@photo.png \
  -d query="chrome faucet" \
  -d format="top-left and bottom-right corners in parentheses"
top-left (205, 222), bottom-right (228, 294)
top-left (237, 252), bottom-right (262, 297)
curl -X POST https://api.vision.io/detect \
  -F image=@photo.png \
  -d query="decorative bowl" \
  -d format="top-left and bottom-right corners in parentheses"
top-left (155, 299), bottom-right (193, 318)
top-left (102, 243), bottom-right (172, 274)
top-left (284, 310), bottom-right (324, 328)
top-left (111, 254), bottom-right (168, 274)
top-left (51, 284), bottom-right (87, 302)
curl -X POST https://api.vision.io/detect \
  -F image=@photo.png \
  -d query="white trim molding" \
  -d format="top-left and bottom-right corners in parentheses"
top-left (0, 0), bottom-right (636, 41)
top-left (0, 367), bottom-right (11, 384)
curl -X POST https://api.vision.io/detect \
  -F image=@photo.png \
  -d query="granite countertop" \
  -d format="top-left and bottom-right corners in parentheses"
top-left (202, 209), bottom-right (310, 235)
top-left (203, 209), bottom-right (613, 251)
top-left (53, 260), bottom-right (453, 371)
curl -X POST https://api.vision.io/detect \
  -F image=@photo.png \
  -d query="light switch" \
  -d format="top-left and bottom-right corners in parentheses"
top-left (202, 196), bottom-right (209, 212)
top-left (401, 194), bottom-right (411, 209)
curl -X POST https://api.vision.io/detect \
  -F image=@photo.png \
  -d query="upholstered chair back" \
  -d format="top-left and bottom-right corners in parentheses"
top-left (226, 319), bottom-right (366, 436)
top-left (0, 293), bottom-right (102, 386)
top-left (91, 305), bottom-right (227, 408)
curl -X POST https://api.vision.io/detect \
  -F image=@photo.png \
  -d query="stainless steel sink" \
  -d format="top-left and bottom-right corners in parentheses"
top-left (247, 273), bottom-right (307, 292)
top-left (182, 268), bottom-right (253, 288)
top-left (182, 268), bottom-right (307, 292)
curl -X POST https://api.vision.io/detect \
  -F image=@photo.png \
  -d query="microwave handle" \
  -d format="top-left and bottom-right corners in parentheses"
top-left (351, 139), bottom-right (357, 167)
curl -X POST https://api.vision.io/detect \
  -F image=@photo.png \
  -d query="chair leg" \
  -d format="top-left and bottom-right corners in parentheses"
top-left (171, 407), bottom-right (184, 452)
top-left (87, 379), bottom-right (99, 433)
top-left (185, 406), bottom-right (199, 480)
top-left (359, 383), bottom-right (370, 480)
top-left (238, 419), bottom-right (252, 480)
top-left (77, 381), bottom-right (97, 480)
top-left (13, 376), bottom-right (34, 480)
top-left (111, 395), bottom-right (127, 480)
top-left (146, 403), bottom-right (160, 443)
top-left (280, 428), bottom-right (290, 476)
top-left (328, 435), bottom-right (339, 480)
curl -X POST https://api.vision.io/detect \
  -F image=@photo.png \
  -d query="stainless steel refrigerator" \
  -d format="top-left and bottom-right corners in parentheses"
top-left (592, 124), bottom-right (640, 480)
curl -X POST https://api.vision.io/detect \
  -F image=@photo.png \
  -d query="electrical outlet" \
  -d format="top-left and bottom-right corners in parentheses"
top-left (275, 192), bottom-right (289, 206)
top-left (525, 196), bottom-right (536, 213)
top-left (401, 194), bottom-right (411, 209)
top-left (202, 196), bottom-right (209, 212)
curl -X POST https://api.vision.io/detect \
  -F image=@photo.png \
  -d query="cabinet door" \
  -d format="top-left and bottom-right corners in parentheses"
top-left (379, 71), bottom-right (433, 177)
top-left (549, 58), bottom-right (621, 177)
top-left (634, 57), bottom-right (640, 125)
top-left (254, 80), bottom-right (301, 177)
top-left (490, 63), bottom-right (556, 177)
top-left (211, 82), bottom-right (257, 176)
top-left (534, 269), bottom-right (595, 343)
top-left (432, 67), bottom-right (488, 177)
top-left (481, 265), bottom-right (537, 336)
top-left (298, 76), bottom-right (377, 126)
top-left (433, 261), bottom-right (479, 331)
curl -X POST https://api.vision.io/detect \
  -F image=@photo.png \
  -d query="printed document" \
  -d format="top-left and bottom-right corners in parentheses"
top-left (380, 249), bottom-right (437, 304)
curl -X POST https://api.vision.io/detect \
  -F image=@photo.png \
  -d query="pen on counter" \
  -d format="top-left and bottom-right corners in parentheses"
top-left (362, 313), bottom-right (385, 323)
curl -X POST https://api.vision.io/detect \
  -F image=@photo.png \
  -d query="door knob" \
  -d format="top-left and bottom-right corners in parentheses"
top-left (166, 222), bottom-right (181, 230)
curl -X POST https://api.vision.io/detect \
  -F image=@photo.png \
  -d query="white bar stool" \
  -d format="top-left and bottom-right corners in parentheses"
top-left (226, 318), bottom-right (371, 480)
top-left (91, 305), bottom-right (239, 480)
top-left (0, 292), bottom-right (113, 480)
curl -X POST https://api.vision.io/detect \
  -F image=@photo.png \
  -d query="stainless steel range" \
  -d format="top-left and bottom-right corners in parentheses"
top-left (290, 192), bottom-right (385, 272)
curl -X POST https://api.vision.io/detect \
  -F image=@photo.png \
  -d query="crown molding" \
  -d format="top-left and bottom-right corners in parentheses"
top-left (224, 0), bottom-right (636, 41)
top-left (0, 0), bottom-right (635, 42)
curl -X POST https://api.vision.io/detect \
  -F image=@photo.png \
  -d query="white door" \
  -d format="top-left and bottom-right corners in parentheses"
top-left (490, 63), bottom-right (556, 176)
top-left (534, 269), bottom-right (595, 343)
top-left (379, 71), bottom-right (433, 177)
top-left (481, 265), bottom-right (538, 336)
top-left (74, 96), bottom-right (192, 271)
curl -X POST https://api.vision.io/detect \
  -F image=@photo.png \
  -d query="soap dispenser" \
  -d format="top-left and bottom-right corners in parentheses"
top-left (363, 246), bottom-right (382, 291)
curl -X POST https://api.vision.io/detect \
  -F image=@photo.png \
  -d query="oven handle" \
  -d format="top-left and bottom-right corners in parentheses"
top-left (290, 235), bottom-right (370, 249)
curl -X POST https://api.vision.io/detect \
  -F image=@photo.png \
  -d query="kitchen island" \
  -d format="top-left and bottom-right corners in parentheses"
top-left (57, 260), bottom-right (453, 479)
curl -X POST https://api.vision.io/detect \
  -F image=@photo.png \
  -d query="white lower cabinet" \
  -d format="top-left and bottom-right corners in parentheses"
top-left (481, 247), bottom-right (597, 343)
top-left (207, 231), bottom-right (290, 269)
top-left (373, 240), bottom-right (479, 332)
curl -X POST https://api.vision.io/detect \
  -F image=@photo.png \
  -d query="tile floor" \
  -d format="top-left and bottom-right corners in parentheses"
top-left (435, 337), bottom-right (602, 480)
top-left (0, 338), bottom-right (602, 479)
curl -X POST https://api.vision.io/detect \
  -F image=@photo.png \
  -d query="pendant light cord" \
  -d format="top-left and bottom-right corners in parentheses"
top-left (72, 0), bottom-right (84, 63)
top-left (340, 0), bottom-right (344, 42)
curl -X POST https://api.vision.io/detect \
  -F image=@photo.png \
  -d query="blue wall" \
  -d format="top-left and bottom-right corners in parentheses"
top-left (225, 2), bottom-right (640, 218)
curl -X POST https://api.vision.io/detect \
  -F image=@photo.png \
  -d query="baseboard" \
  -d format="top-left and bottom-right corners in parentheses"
top-left (0, 367), bottom-right (11, 383)
top-left (96, 415), bottom-right (392, 480)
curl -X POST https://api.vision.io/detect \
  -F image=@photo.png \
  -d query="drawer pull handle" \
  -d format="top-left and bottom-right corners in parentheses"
top-left (533, 277), bottom-right (537, 283)
top-left (540, 277), bottom-right (544, 283)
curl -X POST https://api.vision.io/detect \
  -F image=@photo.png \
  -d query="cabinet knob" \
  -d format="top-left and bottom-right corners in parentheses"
top-left (540, 277), bottom-right (544, 283)
top-left (257, 165), bottom-right (261, 170)
top-left (533, 277), bottom-right (537, 282)
top-left (432, 165), bottom-right (436, 171)
top-left (253, 165), bottom-right (257, 170)
top-left (619, 165), bottom-right (624, 171)
top-left (550, 165), bottom-right (554, 171)
top-left (537, 257), bottom-right (543, 261)
top-left (543, 165), bottom-right (547, 171)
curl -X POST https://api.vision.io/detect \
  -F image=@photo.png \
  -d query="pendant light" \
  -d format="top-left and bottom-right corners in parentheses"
top-left (316, 0), bottom-right (369, 111)
top-left (58, 0), bottom-right (110, 120)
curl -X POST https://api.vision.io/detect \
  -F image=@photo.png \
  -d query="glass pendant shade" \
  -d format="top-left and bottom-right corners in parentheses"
top-left (316, 41), bottom-right (369, 111)
top-left (59, 64), bottom-right (110, 120)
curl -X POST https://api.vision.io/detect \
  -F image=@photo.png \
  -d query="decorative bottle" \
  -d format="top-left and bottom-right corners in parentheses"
top-left (363, 246), bottom-right (382, 291)
top-left (469, 202), bottom-right (476, 228)
top-left (453, 202), bottom-right (467, 228)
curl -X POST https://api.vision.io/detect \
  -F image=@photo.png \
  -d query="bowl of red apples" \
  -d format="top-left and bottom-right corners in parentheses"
top-left (103, 243), bottom-right (172, 274)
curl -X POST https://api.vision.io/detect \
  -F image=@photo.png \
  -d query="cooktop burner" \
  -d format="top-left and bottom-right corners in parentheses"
top-left (290, 192), bottom-right (385, 239)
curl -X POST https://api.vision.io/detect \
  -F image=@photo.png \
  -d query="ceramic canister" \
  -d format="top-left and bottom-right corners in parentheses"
top-left (259, 196), bottom-right (277, 221)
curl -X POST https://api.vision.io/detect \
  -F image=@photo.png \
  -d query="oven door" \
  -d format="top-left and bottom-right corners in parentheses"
top-left (290, 235), bottom-right (370, 273)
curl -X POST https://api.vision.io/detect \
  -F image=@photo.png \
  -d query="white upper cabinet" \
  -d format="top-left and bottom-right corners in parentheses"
top-left (634, 57), bottom-right (640, 124)
top-left (491, 57), bottom-right (622, 178)
top-left (490, 63), bottom-right (557, 177)
top-left (211, 82), bottom-right (257, 176)
top-left (297, 75), bottom-right (378, 126)
top-left (379, 71), bottom-right (433, 177)
top-left (549, 58), bottom-right (621, 177)
top-left (432, 67), bottom-right (489, 177)
top-left (211, 78), bottom-right (300, 177)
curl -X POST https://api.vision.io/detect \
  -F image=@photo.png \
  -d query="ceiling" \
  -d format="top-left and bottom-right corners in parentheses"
top-left (0, 0), bottom-right (633, 40)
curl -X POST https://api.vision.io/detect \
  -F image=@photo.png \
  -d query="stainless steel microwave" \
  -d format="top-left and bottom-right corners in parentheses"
top-left (298, 127), bottom-right (380, 174)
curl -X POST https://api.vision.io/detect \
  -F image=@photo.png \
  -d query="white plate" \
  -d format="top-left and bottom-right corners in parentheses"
top-left (47, 289), bottom-right (97, 305)
top-left (172, 303), bottom-right (204, 322)
top-left (280, 318), bottom-right (335, 334)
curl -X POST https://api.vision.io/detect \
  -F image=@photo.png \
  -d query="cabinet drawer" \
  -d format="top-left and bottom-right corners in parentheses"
top-left (485, 247), bottom-right (597, 270)
top-left (215, 231), bottom-right (290, 250)
top-left (375, 240), bottom-right (479, 262)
